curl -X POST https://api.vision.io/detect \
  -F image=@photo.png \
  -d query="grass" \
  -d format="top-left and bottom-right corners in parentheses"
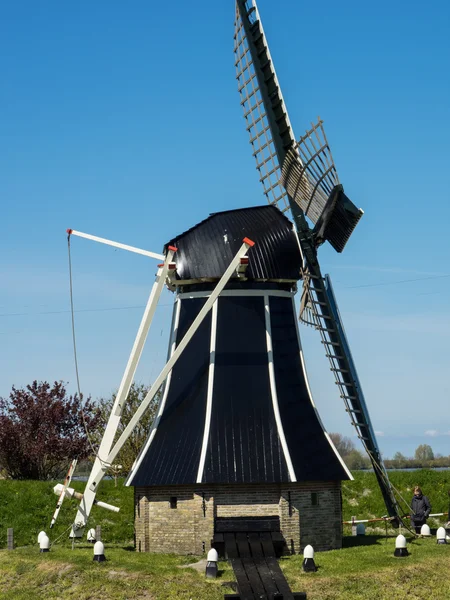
top-left (1, 536), bottom-right (450, 599)
top-left (341, 470), bottom-right (449, 534)
top-left (0, 478), bottom-right (134, 549)
top-left (1, 472), bottom-right (450, 598)
top-left (282, 535), bottom-right (450, 599)
top-left (0, 545), bottom-right (236, 599)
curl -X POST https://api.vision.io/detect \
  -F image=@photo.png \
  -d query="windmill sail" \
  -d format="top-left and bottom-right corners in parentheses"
top-left (235, 0), bottom-right (363, 253)
top-left (234, 0), bottom-right (294, 213)
top-left (235, 0), bottom-right (403, 524)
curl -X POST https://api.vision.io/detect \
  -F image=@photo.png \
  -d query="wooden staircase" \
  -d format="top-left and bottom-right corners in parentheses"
top-left (213, 529), bottom-right (306, 600)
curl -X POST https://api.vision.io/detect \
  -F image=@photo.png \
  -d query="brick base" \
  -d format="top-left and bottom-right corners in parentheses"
top-left (134, 481), bottom-right (342, 554)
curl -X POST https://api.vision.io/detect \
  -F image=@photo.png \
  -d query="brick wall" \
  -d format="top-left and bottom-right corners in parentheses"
top-left (134, 481), bottom-right (342, 555)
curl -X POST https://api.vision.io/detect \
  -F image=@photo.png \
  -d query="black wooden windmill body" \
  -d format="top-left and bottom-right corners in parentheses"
top-left (127, 206), bottom-right (351, 489)
top-left (69, 0), bottom-right (402, 550)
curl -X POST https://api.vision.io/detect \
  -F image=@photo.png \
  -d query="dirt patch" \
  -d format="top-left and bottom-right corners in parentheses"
top-left (177, 558), bottom-right (207, 573)
top-left (36, 561), bottom-right (73, 574)
top-left (107, 569), bottom-right (142, 580)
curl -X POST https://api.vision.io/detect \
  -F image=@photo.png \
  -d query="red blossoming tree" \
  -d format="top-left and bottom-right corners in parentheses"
top-left (0, 381), bottom-right (99, 480)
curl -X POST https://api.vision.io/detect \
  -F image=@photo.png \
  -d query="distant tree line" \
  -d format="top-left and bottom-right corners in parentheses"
top-left (384, 445), bottom-right (450, 469)
top-left (329, 434), bottom-right (450, 471)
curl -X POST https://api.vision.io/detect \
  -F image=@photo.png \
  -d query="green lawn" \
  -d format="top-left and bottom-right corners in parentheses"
top-left (1, 472), bottom-right (450, 598)
top-left (1, 535), bottom-right (449, 599)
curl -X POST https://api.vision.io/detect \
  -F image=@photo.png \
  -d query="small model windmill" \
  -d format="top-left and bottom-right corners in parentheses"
top-left (234, 0), bottom-right (401, 524)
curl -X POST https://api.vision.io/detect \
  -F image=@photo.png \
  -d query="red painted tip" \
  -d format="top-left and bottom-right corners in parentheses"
top-left (157, 263), bottom-right (164, 268)
top-left (168, 245), bottom-right (178, 252)
top-left (66, 228), bottom-right (73, 235)
top-left (243, 237), bottom-right (255, 247)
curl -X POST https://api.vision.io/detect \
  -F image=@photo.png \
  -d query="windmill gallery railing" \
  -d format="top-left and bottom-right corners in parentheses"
top-left (235, 0), bottom-right (405, 525)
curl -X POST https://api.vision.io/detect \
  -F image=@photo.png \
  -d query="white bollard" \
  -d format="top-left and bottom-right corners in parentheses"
top-left (93, 541), bottom-right (106, 562)
top-left (205, 548), bottom-right (218, 578)
top-left (302, 544), bottom-right (317, 572)
top-left (38, 531), bottom-right (47, 544)
top-left (420, 524), bottom-right (431, 536)
top-left (436, 527), bottom-right (447, 544)
top-left (394, 534), bottom-right (409, 557)
top-left (39, 534), bottom-right (50, 553)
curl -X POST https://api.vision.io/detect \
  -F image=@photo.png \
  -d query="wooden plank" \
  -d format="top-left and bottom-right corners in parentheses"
top-left (266, 557), bottom-right (295, 599)
top-left (242, 558), bottom-right (266, 597)
top-left (236, 532), bottom-right (251, 558)
top-left (225, 533), bottom-right (239, 559)
top-left (7, 528), bottom-right (14, 551)
top-left (260, 532), bottom-right (276, 557)
top-left (271, 531), bottom-right (286, 557)
top-left (230, 558), bottom-right (255, 600)
top-left (248, 532), bottom-right (264, 558)
top-left (212, 532), bottom-right (225, 559)
top-left (254, 558), bottom-right (279, 595)
top-left (216, 516), bottom-right (280, 532)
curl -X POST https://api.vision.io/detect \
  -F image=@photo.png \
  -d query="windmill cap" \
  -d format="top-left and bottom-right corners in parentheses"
top-left (420, 524), bottom-right (431, 536)
top-left (207, 548), bottom-right (219, 562)
top-left (39, 534), bottom-right (50, 549)
top-left (436, 527), bottom-right (446, 540)
top-left (395, 534), bottom-right (407, 549)
top-left (303, 544), bottom-right (314, 559)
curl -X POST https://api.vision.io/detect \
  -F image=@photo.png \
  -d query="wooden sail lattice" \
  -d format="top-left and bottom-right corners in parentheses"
top-left (234, 3), bottom-right (290, 213)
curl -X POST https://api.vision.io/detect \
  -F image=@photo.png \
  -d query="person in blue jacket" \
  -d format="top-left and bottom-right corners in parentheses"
top-left (410, 486), bottom-right (431, 533)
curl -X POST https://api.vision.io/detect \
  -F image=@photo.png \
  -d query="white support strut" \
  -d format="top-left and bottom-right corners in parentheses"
top-left (66, 229), bottom-right (165, 261)
top-left (70, 242), bottom-right (177, 537)
top-left (88, 238), bottom-right (255, 493)
top-left (50, 458), bottom-right (78, 528)
top-left (196, 298), bottom-right (218, 483)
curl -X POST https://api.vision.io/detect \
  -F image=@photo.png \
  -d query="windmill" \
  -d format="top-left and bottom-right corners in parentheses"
top-left (66, 0), bottom-right (404, 549)
top-left (234, 0), bottom-right (402, 524)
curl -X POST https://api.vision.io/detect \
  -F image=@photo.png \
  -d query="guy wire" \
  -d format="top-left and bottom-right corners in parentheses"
top-left (67, 234), bottom-right (111, 470)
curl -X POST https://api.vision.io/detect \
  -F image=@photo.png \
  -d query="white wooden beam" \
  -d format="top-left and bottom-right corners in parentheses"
top-left (88, 238), bottom-right (255, 493)
top-left (67, 229), bottom-right (165, 261)
top-left (70, 247), bottom-right (177, 537)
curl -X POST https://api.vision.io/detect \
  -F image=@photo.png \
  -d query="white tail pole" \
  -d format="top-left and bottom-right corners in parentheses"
top-left (53, 484), bottom-right (119, 513)
top-left (95, 500), bottom-right (120, 513)
top-left (70, 244), bottom-right (177, 537)
top-left (50, 459), bottom-right (78, 528)
top-left (88, 238), bottom-right (256, 492)
top-left (67, 229), bottom-right (165, 261)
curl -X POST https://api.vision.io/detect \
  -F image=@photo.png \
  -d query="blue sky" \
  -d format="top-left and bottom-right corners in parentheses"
top-left (1, 0), bottom-right (449, 459)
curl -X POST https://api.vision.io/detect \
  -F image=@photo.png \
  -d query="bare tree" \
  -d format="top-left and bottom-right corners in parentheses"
top-left (93, 383), bottom-right (161, 475)
top-left (329, 432), bottom-right (355, 457)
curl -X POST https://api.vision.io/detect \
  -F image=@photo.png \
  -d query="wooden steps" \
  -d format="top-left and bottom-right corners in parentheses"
top-left (216, 531), bottom-right (306, 600)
